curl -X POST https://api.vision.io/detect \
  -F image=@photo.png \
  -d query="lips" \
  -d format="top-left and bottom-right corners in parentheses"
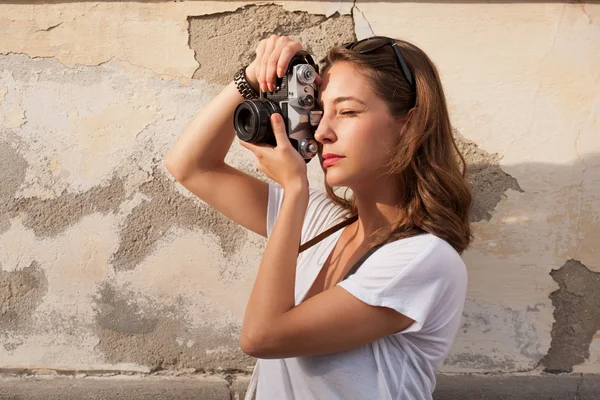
top-left (322, 153), bottom-right (344, 168)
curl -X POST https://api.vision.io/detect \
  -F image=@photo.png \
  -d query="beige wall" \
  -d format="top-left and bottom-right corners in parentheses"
top-left (0, 1), bottom-right (598, 377)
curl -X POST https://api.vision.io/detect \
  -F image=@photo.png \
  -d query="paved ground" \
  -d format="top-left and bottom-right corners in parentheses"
top-left (0, 373), bottom-right (599, 399)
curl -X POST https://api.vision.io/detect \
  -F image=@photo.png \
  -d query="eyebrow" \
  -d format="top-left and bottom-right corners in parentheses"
top-left (317, 96), bottom-right (367, 107)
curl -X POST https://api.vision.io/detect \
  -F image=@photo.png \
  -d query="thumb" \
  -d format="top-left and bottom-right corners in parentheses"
top-left (271, 113), bottom-right (288, 147)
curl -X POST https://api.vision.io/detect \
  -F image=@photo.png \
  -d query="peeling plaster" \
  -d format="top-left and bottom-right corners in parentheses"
top-left (0, 262), bottom-right (48, 333)
top-left (542, 260), bottom-right (600, 373)
top-left (188, 4), bottom-right (355, 85)
top-left (454, 130), bottom-right (523, 222)
top-left (446, 299), bottom-right (543, 372)
top-left (110, 167), bottom-right (247, 272)
top-left (92, 282), bottom-right (250, 371)
top-left (0, 139), bottom-right (28, 235)
top-left (0, 136), bottom-right (127, 237)
top-left (0, 1), bottom-right (353, 80)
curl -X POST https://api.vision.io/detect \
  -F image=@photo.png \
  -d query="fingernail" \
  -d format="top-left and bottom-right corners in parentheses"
top-left (277, 68), bottom-right (283, 78)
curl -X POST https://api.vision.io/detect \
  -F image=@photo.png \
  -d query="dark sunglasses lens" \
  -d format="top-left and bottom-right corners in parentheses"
top-left (342, 40), bottom-right (359, 50)
top-left (353, 37), bottom-right (390, 53)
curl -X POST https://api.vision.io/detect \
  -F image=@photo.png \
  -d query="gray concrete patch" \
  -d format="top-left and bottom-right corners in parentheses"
top-left (0, 262), bottom-right (47, 334)
top-left (92, 282), bottom-right (252, 372)
top-left (447, 299), bottom-right (543, 371)
top-left (542, 260), bottom-right (600, 373)
top-left (15, 174), bottom-right (126, 238)
top-left (110, 166), bottom-right (247, 272)
top-left (0, 139), bottom-right (28, 235)
top-left (188, 4), bottom-right (355, 85)
top-left (453, 130), bottom-right (523, 222)
top-left (0, 138), bottom-right (127, 237)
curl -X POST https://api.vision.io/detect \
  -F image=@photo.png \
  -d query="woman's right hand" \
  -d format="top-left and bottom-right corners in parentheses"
top-left (245, 35), bottom-right (319, 94)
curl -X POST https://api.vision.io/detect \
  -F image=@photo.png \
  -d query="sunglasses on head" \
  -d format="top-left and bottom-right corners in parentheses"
top-left (342, 36), bottom-right (415, 90)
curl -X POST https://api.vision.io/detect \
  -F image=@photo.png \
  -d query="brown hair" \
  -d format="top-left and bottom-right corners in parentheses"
top-left (320, 38), bottom-right (473, 254)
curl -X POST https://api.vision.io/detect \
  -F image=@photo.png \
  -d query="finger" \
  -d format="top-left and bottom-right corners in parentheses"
top-left (239, 139), bottom-right (272, 158)
top-left (239, 139), bottom-right (261, 156)
top-left (277, 41), bottom-right (303, 80)
top-left (260, 36), bottom-right (277, 93)
top-left (270, 113), bottom-right (289, 147)
top-left (254, 39), bottom-right (267, 91)
top-left (315, 73), bottom-right (322, 86)
top-left (238, 139), bottom-right (254, 152)
top-left (266, 36), bottom-right (287, 90)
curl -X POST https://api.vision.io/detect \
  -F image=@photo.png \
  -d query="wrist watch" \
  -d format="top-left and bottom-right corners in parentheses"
top-left (234, 66), bottom-right (259, 99)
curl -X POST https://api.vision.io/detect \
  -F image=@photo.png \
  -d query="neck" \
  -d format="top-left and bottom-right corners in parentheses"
top-left (348, 177), bottom-right (405, 244)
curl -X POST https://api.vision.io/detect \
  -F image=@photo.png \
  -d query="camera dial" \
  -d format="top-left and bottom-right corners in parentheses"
top-left (300, 138), bottom-right (319, 159)
top-left (296, 65), bottom-right (316, 84)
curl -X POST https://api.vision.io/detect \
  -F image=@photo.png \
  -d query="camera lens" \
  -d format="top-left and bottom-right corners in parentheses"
top-left (239, 108), bottom-right (255, 133)
top-left (233, 99), bottom-right (280, 146)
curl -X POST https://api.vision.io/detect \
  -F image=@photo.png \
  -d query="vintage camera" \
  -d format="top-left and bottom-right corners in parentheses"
top-left (233, 51), bottom-right (323, 162)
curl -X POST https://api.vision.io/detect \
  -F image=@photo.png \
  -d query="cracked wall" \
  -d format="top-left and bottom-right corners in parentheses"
top-left (0, 0), bottom-right (599, 377)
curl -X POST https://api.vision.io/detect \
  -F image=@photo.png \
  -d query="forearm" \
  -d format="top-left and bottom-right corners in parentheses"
top-left (165, 64), bottom-right (258, 178)
top-left (242, 184), bottom-right (309, 337)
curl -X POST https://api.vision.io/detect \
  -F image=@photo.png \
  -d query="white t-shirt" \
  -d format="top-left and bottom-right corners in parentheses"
top-left (254, 183), bottom-right (467, 400)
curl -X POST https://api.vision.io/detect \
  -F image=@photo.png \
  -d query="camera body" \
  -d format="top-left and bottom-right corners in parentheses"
top-left (233, 51), bottom-right (323, 162)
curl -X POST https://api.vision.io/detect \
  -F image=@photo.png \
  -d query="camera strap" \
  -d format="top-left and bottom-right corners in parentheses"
top-left (298, 214), bottom-right (358, 254)
top-left (298, 214), bottom-right (385, 280)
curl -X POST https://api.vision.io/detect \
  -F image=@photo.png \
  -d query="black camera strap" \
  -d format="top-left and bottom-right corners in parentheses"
top-left (298, 215), bottom-right (385, 281)
top-left (298, 216), bottom-right (422, 280)
top-left (298, 215), bottom-right (357, 254)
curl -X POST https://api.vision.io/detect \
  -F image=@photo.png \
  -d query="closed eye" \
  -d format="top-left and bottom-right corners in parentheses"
top-left (340, 110), bottom-right (358, 116)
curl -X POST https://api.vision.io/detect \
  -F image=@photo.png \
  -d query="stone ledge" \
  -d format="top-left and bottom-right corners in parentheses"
top-left (0, 376), bottom-right (236, 400)
top-left (1, 374), bottom-right (599, 399)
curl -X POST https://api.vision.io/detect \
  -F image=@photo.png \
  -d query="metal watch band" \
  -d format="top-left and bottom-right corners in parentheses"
top-left (234, 66), bottom-right (259, 99)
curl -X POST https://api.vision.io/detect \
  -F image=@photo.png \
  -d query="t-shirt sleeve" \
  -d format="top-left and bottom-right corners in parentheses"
top-left (337, 236), bottom-right (467, 334)
top-left (266, 182), bottom-right (349, 243)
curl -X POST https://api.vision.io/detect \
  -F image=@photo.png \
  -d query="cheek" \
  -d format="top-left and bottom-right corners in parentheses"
top-left (356, 120), bottom-right (396, 152)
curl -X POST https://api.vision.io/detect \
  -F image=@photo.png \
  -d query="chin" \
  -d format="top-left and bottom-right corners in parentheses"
top-left (323, 169), bottom-right (352, 188)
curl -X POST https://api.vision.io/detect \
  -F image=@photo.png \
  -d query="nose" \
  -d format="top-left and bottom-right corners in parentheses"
top-left (314, 116), bottom-right (336, 144)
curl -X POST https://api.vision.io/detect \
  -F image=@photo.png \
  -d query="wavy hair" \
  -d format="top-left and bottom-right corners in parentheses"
top-left (320, 38), bottom-right (473, 254)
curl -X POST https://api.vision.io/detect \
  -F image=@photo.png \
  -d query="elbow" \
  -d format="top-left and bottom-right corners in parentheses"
top-left (164, 155), bottom-right (187, 182)
top-left (240, 330), bottom-right (263, 358)
top-left (240, 328), bottom-right (273, 358)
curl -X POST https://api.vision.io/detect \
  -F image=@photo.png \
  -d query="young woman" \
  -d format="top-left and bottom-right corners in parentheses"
top-left (165, 35), bottom-right (472, 400)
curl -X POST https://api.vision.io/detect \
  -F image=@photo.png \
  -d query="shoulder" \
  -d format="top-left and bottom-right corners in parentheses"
top-left (366, 234), bottom-right (467, 284)
top-left (385, 234), bottom-right (463, 264)
top-left (338, 234), bottom-right (467, 334)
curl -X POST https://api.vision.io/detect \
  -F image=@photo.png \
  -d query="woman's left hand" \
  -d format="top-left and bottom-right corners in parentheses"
top-left (239, 113), bottom-right (308, 191)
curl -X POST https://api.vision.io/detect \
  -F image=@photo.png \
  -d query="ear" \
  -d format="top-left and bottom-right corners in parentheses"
top-left (395, 107), bottom-right (417, 133)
